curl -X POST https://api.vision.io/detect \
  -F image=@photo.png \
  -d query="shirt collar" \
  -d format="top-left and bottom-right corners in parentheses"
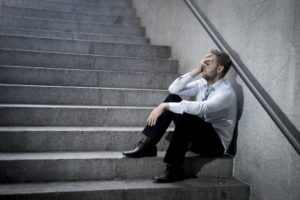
top-left (204, 78), bottom-right (224, 91)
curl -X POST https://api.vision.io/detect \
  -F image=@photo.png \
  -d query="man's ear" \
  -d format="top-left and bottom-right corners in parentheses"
top-left (217, 65), bottom-right (224, 74)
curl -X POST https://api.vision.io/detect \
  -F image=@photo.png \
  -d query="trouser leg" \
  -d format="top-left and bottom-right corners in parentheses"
top-left (163, 113), bottom-right (224, 166)
top-left (142, 94), bottom-right (181, 145)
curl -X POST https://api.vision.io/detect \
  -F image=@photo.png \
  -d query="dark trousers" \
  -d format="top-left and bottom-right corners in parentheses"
top-left (143, 94), bottom-right (224, 166)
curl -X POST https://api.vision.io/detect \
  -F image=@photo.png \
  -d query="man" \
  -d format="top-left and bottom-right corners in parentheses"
top-left (123, 49), bottom-right (237, 183)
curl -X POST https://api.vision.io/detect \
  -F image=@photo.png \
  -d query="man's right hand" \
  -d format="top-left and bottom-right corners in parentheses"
top-left (189, 53), bottom-right (213, 78)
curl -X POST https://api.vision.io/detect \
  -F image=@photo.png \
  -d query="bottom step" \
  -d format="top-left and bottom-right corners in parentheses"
top-left (0, 178), bottom-right (249, 200)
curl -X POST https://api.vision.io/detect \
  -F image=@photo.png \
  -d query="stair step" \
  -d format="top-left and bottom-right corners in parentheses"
top-left (0, 177), bottom-right (249, 200)
top-left (0, 151), bottom-right (233, 182)
top-left (0, 104), bottom-right (155, 127)
top-left (0, 27), bottom-right (150, 44)
top-left (2, 6), bottom-right (141, 26)
top-left (0, 49), bottom-right (178, 73)
top-left (0, 84), bottom-right (169, 106)
top-left (0, 35), bottom-right (170, 58)
top-left (0, 16), bottom-right (145, 36)
top-left (1, 0), bottom-right (136, 16)
top-left (0, 126), bottom-right (172, 152)
top-left (2, 0), bottom-right (133, 8)
top-left (0, 65), bottom-right (178, 89)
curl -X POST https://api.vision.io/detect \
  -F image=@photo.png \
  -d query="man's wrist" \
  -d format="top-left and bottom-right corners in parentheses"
top-left (161, 103), bottom-right (170, 111)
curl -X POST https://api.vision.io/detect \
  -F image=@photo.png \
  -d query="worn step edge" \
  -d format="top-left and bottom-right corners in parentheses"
top-left (2, 0), bottom-right (135, 11)
top-left (0, 34), bottom-right (165, 49)
top-left (0, 38), bottom-right (169, 58)
top-left (0, 15), bottom-right (142, 29)
top-left (0, 48), bottom-right (175, 63)
top-left (0, 83), bottom-right (168, 92)
top-left (1, 0), bottom-right (133, 8)
top-left (1, 2), bottom-right (137, 17)
top-left (0, 152), bottom-right (233, 181)
top-left (0, 16), bottom-right (145, 37)
top-left (2, 6), bottom-right (141, 26)
top-left (2, 6), bottom-right (140, 26)
top-left (0, 104), bottom-right (155, 109)
top-left (0, 177), bottom-right (249, 198)
top-left (0, 126), bottom-right (173, 152)
top-left (0, 27), bottom-right (150, 44)
top-left (0, 83), bottom-right (169, 106)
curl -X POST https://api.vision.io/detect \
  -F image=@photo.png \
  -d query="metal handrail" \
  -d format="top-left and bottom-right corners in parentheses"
top-left (184, 0), bottom-right (300, 154)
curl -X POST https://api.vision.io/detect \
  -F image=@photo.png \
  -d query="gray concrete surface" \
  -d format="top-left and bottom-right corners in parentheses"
top-left (0, 0), bottom-right (249, 198)
top-left (0, 16), bottom-right (145, 36)
top-left (2, 0), bottom-right (132, 8)
top-left (1, 6), bottom-right (141, 26)
top-left (0, 27), bottom-right (150, 44)
top-left (132, 0), bottom-right (300, 199)
top-left (0, 50), bottom-right (178, 73)
top-left (0, 35), bottom-right (170, 58)
top-left (1, 0), bottom-right (136, 16)
top-left (0, 127), bottom-right (172, 152)
top-left (0, 104), bottom-right (154, 127)
top-left (0, 65), bottom-right (177, 88)
top-left (0, 151), bottom-right (233, 182)
top-left (0, 178), bottom-right (249, 200)
top-left (0, 84), bottom-right (169, 106)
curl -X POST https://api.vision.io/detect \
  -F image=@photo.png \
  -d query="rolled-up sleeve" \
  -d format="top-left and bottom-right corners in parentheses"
top-left (168, 73), bottom-right (200, 96)
top-left (169, 90), bottom-right (233, 116)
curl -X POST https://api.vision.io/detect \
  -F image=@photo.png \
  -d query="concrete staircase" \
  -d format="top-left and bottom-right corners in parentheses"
top-left (0, 0), bottom-right (249, 199)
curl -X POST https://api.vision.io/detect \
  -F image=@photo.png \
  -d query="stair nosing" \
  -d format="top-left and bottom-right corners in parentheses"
top-left (1, 15), bottom-right (142, 29)
top-left (3, 5), bottom-right (138, 19)
top-left (0, 48), bottom-right (175, 62)
top-left (0, 104), bottom-right (155, 109)
top-left (0, 34), bottom-right (168, 49)
top-left (0, 83), bottom-right (169, 92)
top-left (0, 26), bottom-right (150, 41)
top-left (0, 126), bottom-right (173, 132)
top-left (0, 64), bottom-right (178, 76)
top-left (0, 177), bottom-right (246, 196)
top-left (2, 0), bottom-right (135, 11)
top-left (0, 151), bottom-right (228, 161)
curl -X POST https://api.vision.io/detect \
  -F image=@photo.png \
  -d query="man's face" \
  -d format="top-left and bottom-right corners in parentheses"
top-left (202, 54), bottom-right (219, 81)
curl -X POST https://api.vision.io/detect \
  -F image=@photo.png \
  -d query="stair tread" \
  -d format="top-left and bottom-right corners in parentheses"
top-left (0, 151), bottom-right (219, 160)
top-left (3, 0), bottom-right (132, 8)
top-left (0, 104), bottom-right (154, 109)
top-left (3, 5), bottom-right (137, 18)
top-left (0, 64), bottom-right (178, 77)
top-left (0, 126), bottom-right (173, 132)
top-left (0, 83), bottom-right (168, 92)
top-left (0, 34), bottom-right (167, 49)
top-left (0, 177), bottom-right (247, 195)
top-left (0, 48), bottom-right (173, 61)
top-left (0, 27), bottom-right (149, 41)
top-left (2, 15), bottom-right (141, 29)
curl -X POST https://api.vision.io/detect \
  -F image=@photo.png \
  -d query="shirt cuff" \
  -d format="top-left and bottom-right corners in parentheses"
top-left (169, 102), bottom-right (184, 114)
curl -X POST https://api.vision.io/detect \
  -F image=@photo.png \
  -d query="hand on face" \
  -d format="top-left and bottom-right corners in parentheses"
top-left (200, 53), bottom-right (214, 72)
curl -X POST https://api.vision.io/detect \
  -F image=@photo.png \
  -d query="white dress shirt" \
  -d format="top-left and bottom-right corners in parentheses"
top-left (168, 73), bottom-right (237, 153)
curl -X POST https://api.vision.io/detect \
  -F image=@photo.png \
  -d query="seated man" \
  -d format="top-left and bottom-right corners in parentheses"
top-left (122, 49), bottom-right (237, 183)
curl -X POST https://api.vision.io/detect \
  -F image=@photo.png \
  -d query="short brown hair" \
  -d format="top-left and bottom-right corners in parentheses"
top-left (210, 49), bottom-right (231, 77)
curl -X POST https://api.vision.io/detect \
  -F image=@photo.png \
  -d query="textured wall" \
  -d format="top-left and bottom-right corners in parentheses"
top-left (132, 0), bottom-right (300, 199)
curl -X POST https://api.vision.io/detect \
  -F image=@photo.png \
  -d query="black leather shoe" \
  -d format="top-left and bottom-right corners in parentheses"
top-left (122, 138), bottom-right (157, 158)
top-left (153, 165), bottom-right (185, 183)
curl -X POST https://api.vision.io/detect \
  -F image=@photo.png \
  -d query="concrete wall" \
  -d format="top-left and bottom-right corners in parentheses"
top-left (132, 0), bottom-right (300, 199)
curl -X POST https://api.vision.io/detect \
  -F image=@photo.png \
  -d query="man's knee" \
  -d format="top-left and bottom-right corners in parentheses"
top-left (164, 94), bottom-right (182, 103)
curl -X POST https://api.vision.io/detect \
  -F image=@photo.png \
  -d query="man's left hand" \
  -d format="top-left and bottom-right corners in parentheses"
top-left (147, 103), bottom-right (169, 126)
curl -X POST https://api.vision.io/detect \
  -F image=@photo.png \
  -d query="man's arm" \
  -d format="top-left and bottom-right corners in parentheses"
top-left (147, 54), bottom-right (213, 126)
top-left (146, 103), bottom-right (170, 126)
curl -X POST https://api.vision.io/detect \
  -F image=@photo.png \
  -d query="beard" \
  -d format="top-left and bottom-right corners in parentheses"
top-left (202, 69), bottom-right (218, 82)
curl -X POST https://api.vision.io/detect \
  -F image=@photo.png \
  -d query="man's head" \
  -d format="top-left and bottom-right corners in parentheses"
top-left (202, 49), bottom-right (231, 83)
